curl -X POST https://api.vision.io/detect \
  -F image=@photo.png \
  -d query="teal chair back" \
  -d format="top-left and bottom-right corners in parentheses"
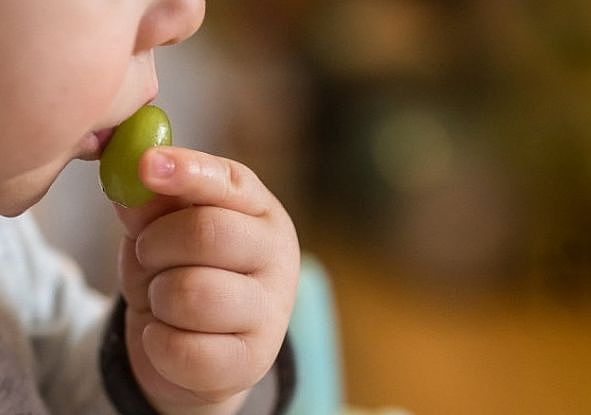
top-left (286, 255), bottom-right (343, 415)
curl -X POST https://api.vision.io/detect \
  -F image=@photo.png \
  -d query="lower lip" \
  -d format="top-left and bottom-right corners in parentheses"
top-left (79, 128), bottom-right (115, 160)
top-left (95, 128), bottom-right (115, 149)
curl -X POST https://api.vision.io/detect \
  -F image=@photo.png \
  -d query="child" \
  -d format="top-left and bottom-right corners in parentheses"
top-left (0, 1), bottom-right (300, 414)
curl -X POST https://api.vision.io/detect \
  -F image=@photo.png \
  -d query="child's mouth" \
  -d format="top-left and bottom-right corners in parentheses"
top-left (78, 127), bottom-right (115, 160)
top-left (95, 128), bottom-right (115, 150)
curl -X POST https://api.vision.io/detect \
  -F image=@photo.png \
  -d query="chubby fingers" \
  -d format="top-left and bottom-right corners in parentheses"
top-left (118, 205), bottom-right (276, 319)
top-left (119, 236), bottom-right (151, 312)
top-left (148, 267), bottom-right (269, 334)
top-left (136, 205), bottom-right (274, 274)
top-left (125, 310), bottom-right (254, 407)
top-left (140, 147), bottom-right (276, 217)
top-left (142, 322), bottom-right (275, 399)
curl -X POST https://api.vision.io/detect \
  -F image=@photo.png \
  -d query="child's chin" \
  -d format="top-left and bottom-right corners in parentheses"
top-left (0, 183), bottom-right (51, 218)
top-left (0, 199), bottom-right (31, 217)
top-left (0, 207), bottom-right (28, 218)
top-left (1, 195), bottom-right (43, 218)
top-left (0, 157), bottom-right (66, 217)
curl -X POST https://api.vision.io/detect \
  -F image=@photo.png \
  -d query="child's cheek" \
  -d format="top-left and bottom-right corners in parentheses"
top-left (0, 41), bottom-right (131, 177)
top-left (0, 3), bottom-right (136, 178)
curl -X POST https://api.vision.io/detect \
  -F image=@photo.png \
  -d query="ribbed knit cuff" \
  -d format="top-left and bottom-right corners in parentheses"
top-left (100, 296), bottom-right (158, 415)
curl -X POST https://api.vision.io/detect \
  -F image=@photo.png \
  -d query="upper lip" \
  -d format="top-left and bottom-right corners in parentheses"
top-left (144, 89), bottom-right (158, 107)
top-left (101, 90), bottom-right (159, 133)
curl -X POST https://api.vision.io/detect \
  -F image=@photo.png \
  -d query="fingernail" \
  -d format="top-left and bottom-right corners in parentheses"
top-left (149, 150), bottom-right (175, 178)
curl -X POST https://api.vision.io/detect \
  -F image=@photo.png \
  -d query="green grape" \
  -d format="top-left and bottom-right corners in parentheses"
top-left (99, 105), bottom-right (172, 208)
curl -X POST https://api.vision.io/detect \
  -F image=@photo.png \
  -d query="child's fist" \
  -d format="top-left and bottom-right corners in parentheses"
top-left (115, 147), bottom-right (300, 415)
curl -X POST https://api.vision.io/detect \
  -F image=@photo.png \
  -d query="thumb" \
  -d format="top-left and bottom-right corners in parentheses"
top-left (112, 146), bottom-right (195, 238)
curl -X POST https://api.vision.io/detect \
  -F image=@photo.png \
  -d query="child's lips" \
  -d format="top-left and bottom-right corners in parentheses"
top-left (78, 127), bottom-right (115, 160)
top-left (95, 127), bottom-right (115, 150)
top-left (78, 95), bottom-right (156, 161)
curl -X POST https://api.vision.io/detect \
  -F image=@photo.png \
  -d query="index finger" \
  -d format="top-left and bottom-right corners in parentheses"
top-left (139, 146), bottom-right (274, 217)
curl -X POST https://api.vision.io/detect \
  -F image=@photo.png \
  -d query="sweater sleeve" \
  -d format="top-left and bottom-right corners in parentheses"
top-left (0, 213), bottom-right (119, 414)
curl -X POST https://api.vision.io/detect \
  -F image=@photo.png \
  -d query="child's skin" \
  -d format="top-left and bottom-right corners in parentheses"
top-left (0, 1), bottom-right (300, 415)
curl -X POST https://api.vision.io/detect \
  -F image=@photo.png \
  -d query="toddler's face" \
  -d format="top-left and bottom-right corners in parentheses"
top-left (0, 0), bottom-right (205, 216)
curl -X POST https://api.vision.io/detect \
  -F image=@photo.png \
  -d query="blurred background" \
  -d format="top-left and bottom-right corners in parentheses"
top-left (33, 0), bottom-right (591, 414)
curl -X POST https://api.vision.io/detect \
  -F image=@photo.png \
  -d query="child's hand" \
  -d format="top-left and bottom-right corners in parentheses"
top-left (114, 147), bottom-right (300, 415)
